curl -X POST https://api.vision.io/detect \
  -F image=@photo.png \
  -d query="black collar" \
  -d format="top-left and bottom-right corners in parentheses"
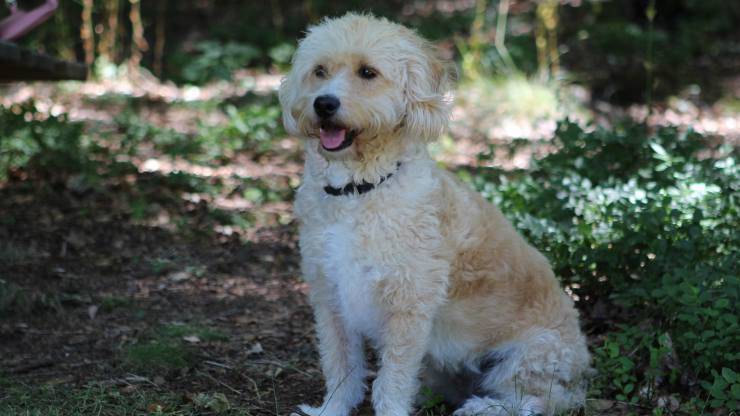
top-left (324, 162), bottom-right (401, 196)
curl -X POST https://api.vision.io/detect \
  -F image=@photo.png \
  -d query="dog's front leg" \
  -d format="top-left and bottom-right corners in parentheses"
top-left (297, 282), bottom-right (367, 416)
top-left (372, 277), bottom-right (444, 416)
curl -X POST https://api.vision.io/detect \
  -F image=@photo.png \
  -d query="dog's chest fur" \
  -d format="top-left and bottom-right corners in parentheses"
top-left (297, 158), bottom-right (437, 340)
top-left (318, 219), bottom-right (385, 338)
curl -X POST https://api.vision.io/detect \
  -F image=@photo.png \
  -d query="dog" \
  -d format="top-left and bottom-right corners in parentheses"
top-left (279, 13), bottom-right (591, 416)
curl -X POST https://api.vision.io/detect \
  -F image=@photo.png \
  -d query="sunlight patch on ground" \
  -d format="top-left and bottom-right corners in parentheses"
top-left (137, 153), bottom-right (301, 180)
top-left (433, 75), bottom-right (586, 169)
top-left (0, 69), bottom-right (283, 130)
top-left (452, 74), bottom-right (585, 139)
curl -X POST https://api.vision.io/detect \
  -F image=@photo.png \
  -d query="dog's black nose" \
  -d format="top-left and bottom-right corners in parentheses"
top-left (314, 95), bottom-right (340, 119)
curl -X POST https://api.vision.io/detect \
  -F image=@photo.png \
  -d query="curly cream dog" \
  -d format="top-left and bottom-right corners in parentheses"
top-left (279, 13), bottom-right (591, 416)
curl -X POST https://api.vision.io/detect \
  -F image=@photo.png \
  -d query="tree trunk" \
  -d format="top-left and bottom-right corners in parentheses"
top-left (128, 0), bottom-right (148, 69)
top-left (98, 0), bottom-right (120, 63)
top-left (153, 0), bottom-right (167, 77)
top-left (80, 0), bottom-right (95, 67)
top-left (535, 0), bottom-right (559, 80)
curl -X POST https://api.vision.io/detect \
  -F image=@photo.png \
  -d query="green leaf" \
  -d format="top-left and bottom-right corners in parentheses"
top-left (722, 368), bottom-right (737, 384)
top-left (650, 142), bottom-right (669, 157)
top-left (731, 383), bottom-right (740, 400)
top-left (618, 357), bottom-right (635, 371)
top-left (709, 387), bottom-right (727, 400)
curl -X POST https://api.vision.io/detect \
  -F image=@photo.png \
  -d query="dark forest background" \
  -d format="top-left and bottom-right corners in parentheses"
top-left (16, 0), bottom-right (740, 102)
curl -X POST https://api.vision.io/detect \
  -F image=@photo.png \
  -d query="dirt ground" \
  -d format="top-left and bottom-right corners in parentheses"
top-left (0, 159), bottom-right (327, 415)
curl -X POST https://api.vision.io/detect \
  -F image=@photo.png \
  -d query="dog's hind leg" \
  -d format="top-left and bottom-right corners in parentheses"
top-left (453, 328), bottom-right (589, 416)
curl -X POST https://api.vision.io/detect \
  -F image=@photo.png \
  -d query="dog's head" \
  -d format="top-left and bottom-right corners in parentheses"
top-left (279, 13), bottom-right (453, 156)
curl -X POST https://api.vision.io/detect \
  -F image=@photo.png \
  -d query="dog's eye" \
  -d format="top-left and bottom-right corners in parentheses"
top-left (314, 65), bottom-right (327, 79)
top-left (358, 65), bottom-right (378, 80)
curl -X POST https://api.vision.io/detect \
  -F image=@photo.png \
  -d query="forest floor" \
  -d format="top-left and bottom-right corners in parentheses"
top-left (1, 71), bottom-right (738, 415)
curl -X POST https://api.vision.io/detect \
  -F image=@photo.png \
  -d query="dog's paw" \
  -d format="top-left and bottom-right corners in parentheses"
top-left (292, 398), bottom-right (362, 416)
top-left (454, 396), bottom-right (548, 416)
top-left (291, 404), bottom-right (341, 416)
top-left (453, 396), bottom-right (511, 416)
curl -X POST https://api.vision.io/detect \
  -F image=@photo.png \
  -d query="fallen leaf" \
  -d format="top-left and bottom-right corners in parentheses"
top-left (95, 257), bottom-right (113, 268)
top-left (657, 395), bottom-right (680, 411)
top-left (168, 271), bottom-right (191, 282)
top-left (183, 335), bottom-right (201, 344)
top-left (87, 305), bottom-right (98, 320)
top-left (64, 231), bottom-right (87, 249)
top-left (120, 385), bottom-right (137, 394)
top-left (268, 366), bottom-right (283, 378)
top-left (246, 342), bottom-right (263, 356)
top-left (589, 399), bottom-right (614, 411)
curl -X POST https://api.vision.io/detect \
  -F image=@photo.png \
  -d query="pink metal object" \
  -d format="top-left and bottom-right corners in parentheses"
top-left (0, 0), bottom-right (59, 41)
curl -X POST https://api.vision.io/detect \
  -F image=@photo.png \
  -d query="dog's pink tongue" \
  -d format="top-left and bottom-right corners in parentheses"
top-left (319, 128), bottom-right (346, 149)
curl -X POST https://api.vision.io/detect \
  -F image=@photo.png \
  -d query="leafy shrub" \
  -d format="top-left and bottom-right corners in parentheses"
top-left (176, 40), bottom-right (261, 85)
top-left (108, 99), bottom-right (284, 163)
top-left (268, 42), bottom-right (297, 70)
top-left (114, 111), bottom-right (199, 159)
top-left (198, 102), bottom-right (284, 158)
top-left (0, 102), bottom-right (90, 180)
top-left (0, 102), bottom-right (150, 182)
top-left (466, 120), bottom-right (738, 411)
top-left (111, 99), bottom-right (284, 164)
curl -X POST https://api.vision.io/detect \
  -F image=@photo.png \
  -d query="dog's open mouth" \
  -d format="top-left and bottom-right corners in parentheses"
top-left (319, 122), bottom-right (358, 152)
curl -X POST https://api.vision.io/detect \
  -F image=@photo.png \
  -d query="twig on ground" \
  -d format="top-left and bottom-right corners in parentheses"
top-left (197, 369), bottom-right (242, 395)
top-left (124, 373), bottom-right (159, 387)
top-left (271, 375), bottom-right (280, 416)
top-left (204, 360), bottom-right (234, 370)
top-left (248, 358), bottom-right (314, 378)
top-left (239, 372), bottom-right (262, 403)
top-left (10, 359), bottom-right (55, 374)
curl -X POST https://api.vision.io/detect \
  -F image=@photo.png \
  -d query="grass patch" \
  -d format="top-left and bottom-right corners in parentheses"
top-left (121, 323), bottom-right (227, 374)
top-left (123, 341), bottom-right (193, 372)
top-left (0, 279), bottom-right (61, 317)
top-left (99, 295), bottom-right (134, 313)
top-left (147, 257), bottom-right (177, 276)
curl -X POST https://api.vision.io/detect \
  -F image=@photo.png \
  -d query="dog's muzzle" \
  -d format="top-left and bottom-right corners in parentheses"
top-left (313, 95), bottom-right (357, 151)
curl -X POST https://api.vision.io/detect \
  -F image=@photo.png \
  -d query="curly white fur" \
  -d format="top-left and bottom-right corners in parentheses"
top-left (280, 13), bottom-right (592, 416)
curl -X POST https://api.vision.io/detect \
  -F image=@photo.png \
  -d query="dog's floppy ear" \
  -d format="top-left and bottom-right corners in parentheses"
top-left (403, 41), bottom-right (454, 141)
top-left (278, 67), bottom-right (301, 136)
